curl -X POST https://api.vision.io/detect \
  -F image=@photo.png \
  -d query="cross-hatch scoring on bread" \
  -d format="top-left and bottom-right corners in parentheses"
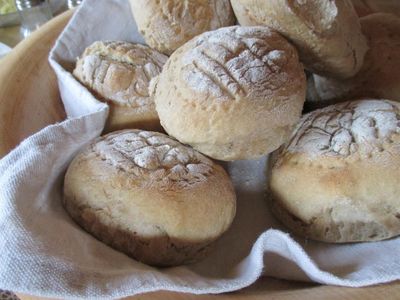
top-left (63, 130), bottom-right (236, 266)
top-left (73, 41), bottom-right (168, 132)
top-left (285, 100), bottom-right (400, 159)
top-left (93, 130), bottom-right (215, 190)
top-left (270, 99), bottom-right (400, 243)
top-left (154, 26), bottom-right (306, 161)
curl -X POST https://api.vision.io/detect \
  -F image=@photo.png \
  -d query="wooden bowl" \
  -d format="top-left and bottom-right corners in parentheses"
top-left (0, 11), bottom-right (68, 157)
top-left (1, 10), bottom-right (400, 300)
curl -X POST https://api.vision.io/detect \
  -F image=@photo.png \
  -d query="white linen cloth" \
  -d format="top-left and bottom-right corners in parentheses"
top-left (0, 42), bottom-right (11, 59)
top-left (0, 0), bottom-right (399, 298)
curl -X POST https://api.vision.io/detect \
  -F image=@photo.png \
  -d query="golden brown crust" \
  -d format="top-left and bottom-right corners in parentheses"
top-left (63, 130), bottom-right (236, 266)
top-left (129, 0), bottom-right (236, 55)
top-left (309, 13), bottom-right (400, 106)
top-left (154, 26), bottom-right (306, 161)
top-left (63, 193), bottom-right (213, 266)
top-left (231, 0), bottom-right (368, 79)
top-left (269, 99), bottom-right (400, 243)
top-left (73, 41), bottom-right (168, 132)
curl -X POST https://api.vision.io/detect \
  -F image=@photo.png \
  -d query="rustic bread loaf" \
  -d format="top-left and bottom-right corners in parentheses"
top-left (270, 99), bottom-right (400, 243)
top-left (153, 26), bottom-right (306, 161)
top-left (231, 0), bottom-right (368, 79)
top-left (309, 13), bottom-right (400, 105)
top-left (63, 130), bottom-right (236, 267)
top-left (129, 0), bottom-right (235, 55)
top-left (73, 41), bottom-right (167, 132)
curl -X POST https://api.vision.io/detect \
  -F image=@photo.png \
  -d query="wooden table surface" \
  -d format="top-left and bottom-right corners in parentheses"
top-left (1, 8), bottom-right (400, 300)
top-left (17, 277), bottom-right (400, 300)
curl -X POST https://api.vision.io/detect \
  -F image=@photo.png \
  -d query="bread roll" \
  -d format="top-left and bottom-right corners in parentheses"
top-left (73, 41), bottom-right (167, 132)
top-left (154, 26), bottom-right (306, 161)
top-left (352, 0), bottom-right (400, 17)
top-left (231, 0), bottom-right (368, 79)
top-left (309, 13), bottom-right (400, 105)
top-left (129, 0), bottom-right (235, 55)
top-left (270, 99), bottom-right (400, 243)
top-left (63, 130), bottom-right (236, 267)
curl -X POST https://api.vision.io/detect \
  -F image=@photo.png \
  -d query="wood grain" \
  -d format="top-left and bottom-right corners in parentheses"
top-left (0, 7), bottom-right (399, 300)
top-left (352, 0), bottom-right (400, 17)
top-left (0, 10), bottom-right (71, 158)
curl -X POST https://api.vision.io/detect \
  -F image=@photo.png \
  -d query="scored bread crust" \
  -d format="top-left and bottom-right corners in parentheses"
top-left (154, 26), bottom-right (306, 161)
top-left (309, 13), bottom-right (400, 105)
top-left (73, 41), bottom-right (168, 132)
top-left (63, 130), bottom-right (236, 266)
top-left (231, 0), bottom-right (368, 79)
top-left (129, 0), bottom-right (235, 55)
top-left (270, 99), bottom-right (400, 243)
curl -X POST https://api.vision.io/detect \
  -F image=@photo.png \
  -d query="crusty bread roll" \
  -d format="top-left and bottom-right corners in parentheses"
top-left (129, 0), bottom-right (235, 55)
top-left (352, 0), bottom-right (400, 17)
top-left (153, 26), bottom-right (306, 161)
top-left (231, 0), bottom-right (368, 79)
top-left (309, 13), bottom-right (400, 105)
top-left (63, 130), bottom-right (236, 267)
top-left (73, 41), bottom-right (167, 132)
top-left (270, 99), bottom-right (400, 243)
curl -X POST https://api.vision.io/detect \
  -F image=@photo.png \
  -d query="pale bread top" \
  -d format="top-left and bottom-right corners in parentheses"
top-left (129, 0), bottom-right (235, 55)
top-left (283, 100), bottom-right (400, 161)
top-left (231, 0), bottom-right (368, 79)
top-left (93, 130), bottom-right (215, 190)
top-left (179, 27), bottom-right (295, 101)
top-left (64, 130), bottom-right (236, 241)
top-left (74, 41), bottom-right (167, 110)
top-left (154, 26), bottom-right (306, 160)
top-left (270, 99), bottom-right (400, 242)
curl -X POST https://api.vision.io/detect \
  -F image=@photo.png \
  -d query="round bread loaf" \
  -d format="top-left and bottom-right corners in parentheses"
top-left (231, 0), bottom-right (368, 79)
top-left (73, 41), bottom-right (167, 132)
top-left (269, 99), bottom-right (400, 243)
top-left (63, 130), bottom-right (236, 267)
top-left (352, 0), bottom-right (400, 17)
top-left (153, 26), bottom-right (306, 161)
top-left (129, 0), bottom-right (235, 55)
top-left (309, 13), bottom-right (400, 105)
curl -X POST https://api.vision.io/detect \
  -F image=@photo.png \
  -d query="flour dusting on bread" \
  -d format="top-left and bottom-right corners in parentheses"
top-left (92, 130), bottom-right (213, 188)
top-left (285, 100), bottom-right (400, 158)
top-left (182, 26), bottom-right (292, 100)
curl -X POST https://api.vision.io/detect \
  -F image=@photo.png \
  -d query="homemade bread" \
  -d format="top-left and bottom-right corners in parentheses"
top-left (231, 0), bottom-right (368, 79)
top-left (73, 41), bottom-right (167, 132)
top-left (63, 130), bottom-right (236, 266)
top-left (270, 99), bottom-right (400, 243)
top-left (309, 13), bottom-right (400, 105)
top-left (129, 0), bottom-right (235, 55)
top-left (153, 26), bottom-right (306, 161)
